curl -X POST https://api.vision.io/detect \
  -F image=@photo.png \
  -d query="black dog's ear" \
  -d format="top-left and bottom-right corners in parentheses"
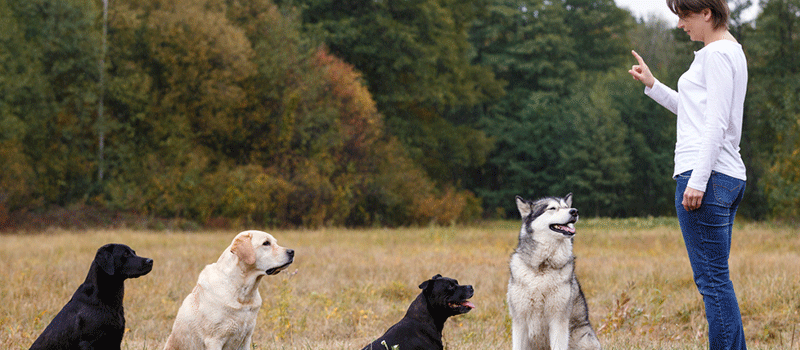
top-left (418, 274), bottom-right (443, 290)
top-left (96, 247), bottom-right (116, 275)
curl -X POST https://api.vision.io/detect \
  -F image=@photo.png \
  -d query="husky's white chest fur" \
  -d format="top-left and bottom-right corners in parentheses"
top-left (508, 232), bottom-right (576, 348)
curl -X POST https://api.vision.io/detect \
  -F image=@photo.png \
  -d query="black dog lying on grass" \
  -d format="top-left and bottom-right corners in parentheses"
top-left (29, 244), bottom-right (153, 350)
top-left (362, 274), bottom-right (475, 350)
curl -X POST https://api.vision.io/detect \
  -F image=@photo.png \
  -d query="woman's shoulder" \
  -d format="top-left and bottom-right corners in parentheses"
top-left (698, 40), bottom-right (746, 65)
top-left (703, 39), bottom-right (743, 54)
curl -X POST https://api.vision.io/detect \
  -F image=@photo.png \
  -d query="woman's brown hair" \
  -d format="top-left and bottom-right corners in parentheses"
top-left (667, 0), bottom-right (730, 30)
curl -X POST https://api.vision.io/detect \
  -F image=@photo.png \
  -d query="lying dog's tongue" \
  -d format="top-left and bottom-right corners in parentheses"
top-left (451, 300), bottom-right (475, 309)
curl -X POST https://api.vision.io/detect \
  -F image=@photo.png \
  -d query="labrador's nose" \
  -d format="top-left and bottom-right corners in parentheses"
top-left (286, 249), bottom-right (295, 258)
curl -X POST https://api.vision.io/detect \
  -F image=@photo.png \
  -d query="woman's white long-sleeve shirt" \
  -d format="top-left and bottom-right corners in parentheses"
top-left (644, 40), bottom-right (748, 192)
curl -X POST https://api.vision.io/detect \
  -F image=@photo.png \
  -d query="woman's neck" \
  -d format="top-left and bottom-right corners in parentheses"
top-left (704, 29), bottom-right (737, 46)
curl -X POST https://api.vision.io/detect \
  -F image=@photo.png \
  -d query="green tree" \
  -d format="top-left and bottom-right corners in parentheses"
top-left (475, 92), bottom-right (568, 215)
top-left (554, 72), bottom-right (632, 217)
top-left (604, 71), bottom-right (676, 217)
top-left (563, 0), bottom-right (632, 73)
top-left (469, 0), bottom-right (639, 216)
top-left (281, 0), bottom-right (504, 186)
top-left (470, 0), bottom-right (577, 98)
top-left (0, 0), bottom-right (100, 207)
top-left (743, 0), bottom-right (800, 220)
top-left (95, 0), bottom-right (480, 227)
top-left (467, 0), bottom-right (574, 214)
top-left (0, 0), bottom-right (35, 218)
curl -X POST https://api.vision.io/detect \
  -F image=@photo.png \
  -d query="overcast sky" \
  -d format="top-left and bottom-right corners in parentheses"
top-left (614, 0), bottom-right (762, 23)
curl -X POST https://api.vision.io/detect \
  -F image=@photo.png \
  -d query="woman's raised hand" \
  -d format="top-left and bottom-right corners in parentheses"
top-left (628, 50), bottom-right (655, 88)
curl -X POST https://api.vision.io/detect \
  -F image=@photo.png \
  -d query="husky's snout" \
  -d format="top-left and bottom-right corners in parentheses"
top-left (552, 208), bottom-right (578, 236)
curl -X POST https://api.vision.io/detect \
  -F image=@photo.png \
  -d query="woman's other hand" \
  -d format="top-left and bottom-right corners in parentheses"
top-left (682, 187), bottom-right (705, 211)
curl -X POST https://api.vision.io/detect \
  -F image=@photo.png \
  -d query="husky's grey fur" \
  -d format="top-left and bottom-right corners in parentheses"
top-left (507, 193), bottom-right (601, 350)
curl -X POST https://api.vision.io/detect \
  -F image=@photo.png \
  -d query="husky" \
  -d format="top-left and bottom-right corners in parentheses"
top-left (507, 193), bottom-right (601, 350)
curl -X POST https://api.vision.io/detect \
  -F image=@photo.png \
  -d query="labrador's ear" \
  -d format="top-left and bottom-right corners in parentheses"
top-left (96, 246), bottom-right (116, 275)
top-left (231, 233), bottom-right (256, 265)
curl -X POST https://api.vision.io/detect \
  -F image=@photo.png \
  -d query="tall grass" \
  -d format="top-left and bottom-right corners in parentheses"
top-left (1, 219), bottom-right (798, 349)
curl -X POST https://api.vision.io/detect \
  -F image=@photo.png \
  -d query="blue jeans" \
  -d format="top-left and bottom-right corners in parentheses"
top-left (675, 170), bottom-right (747, 350)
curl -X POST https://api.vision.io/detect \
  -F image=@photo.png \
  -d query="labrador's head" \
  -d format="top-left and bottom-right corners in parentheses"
top-left (95, 244), bottom-right (154, 279)
top-left (230, 230), bottom-right (294, 276)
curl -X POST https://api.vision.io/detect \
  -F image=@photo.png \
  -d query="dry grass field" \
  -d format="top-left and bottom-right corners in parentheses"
top-left (1, 218), bottom-right (798, 349)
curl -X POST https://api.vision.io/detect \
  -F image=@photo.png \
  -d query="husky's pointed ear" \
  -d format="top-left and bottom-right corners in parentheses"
top-left (516, 196), bottom-right (531, 218)
top-left (564, 193), bottom-right (573, 207)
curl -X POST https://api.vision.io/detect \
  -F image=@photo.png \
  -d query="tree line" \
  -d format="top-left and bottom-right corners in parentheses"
top-left (1, 0), bottom-right (798, 228)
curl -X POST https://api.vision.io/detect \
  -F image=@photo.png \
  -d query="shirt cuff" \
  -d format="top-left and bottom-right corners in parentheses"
top-left (687, 172), bottom-right (711, 193)
top-left (644, 78), bottom-right (660, 95)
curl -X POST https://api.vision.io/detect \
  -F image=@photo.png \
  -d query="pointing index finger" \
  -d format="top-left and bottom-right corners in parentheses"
top-left (631, 50), bottom-right (645, 66)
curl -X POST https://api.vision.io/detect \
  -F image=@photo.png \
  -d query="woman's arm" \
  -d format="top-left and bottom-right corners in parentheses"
top-left (645, 79), bottom-right (679, 115)
top-left (687, 50), bottom-right (736, 192)
top-left (629, 50), bottom-right (678, 114)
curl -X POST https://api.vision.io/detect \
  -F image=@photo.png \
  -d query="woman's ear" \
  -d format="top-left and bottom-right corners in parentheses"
top-left (702, 8), bottom-right (713, 22)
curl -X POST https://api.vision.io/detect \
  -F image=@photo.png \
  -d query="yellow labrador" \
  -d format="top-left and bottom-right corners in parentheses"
top-left (163, 230), bottom-right (294, 350)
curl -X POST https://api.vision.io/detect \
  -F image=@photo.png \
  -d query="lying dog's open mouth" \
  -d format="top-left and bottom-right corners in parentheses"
top-left (266, 260), bottom-right (293, 275)
top-left (550, 220), bottom-right (577, 236)
top-left (448, 300), bottom-right (476, 313)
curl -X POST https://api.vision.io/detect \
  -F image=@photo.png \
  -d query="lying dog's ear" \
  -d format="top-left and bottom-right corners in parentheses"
top-left (418, 274), bottom-right (442, 290)
top-left (564, 193), bottom-right (573, 208)
top-left (418, 280), bottom-right (431, 291)
top-left (96, 246), bottom-right (116, 275)
top-left (232, 233), bottom-right (256, 265)
top-left (516, 196), bottom-right (531, 218)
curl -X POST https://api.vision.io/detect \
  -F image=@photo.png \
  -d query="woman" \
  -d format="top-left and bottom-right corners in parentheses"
top-left (628, 0), bottom-right (748, 349)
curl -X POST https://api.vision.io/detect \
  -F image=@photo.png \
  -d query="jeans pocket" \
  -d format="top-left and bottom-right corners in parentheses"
top-left (711, 173), bottom-right (743, 207)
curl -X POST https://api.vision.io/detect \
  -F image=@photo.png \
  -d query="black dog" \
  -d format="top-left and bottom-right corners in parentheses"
top-left (29, 244), bottom-right (153, 350)
top-left (362, 274), bottom-right (475, 350)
